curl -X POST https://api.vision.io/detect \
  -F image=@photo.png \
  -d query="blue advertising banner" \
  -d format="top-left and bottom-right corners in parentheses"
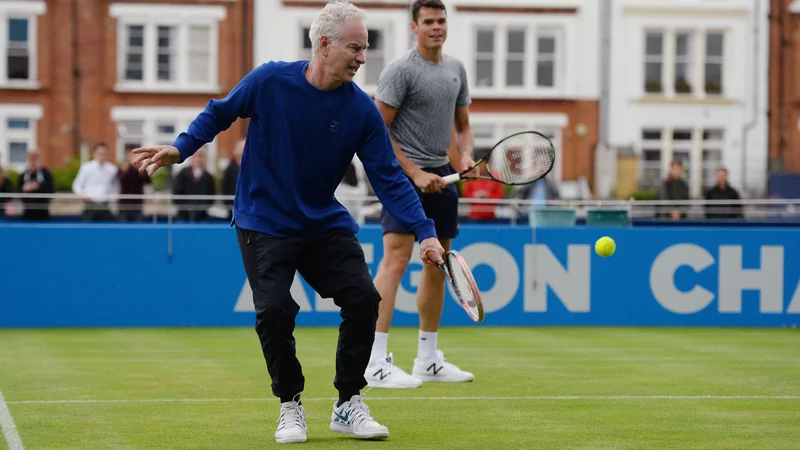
top-left (1, 224), bottom-right (798, 328)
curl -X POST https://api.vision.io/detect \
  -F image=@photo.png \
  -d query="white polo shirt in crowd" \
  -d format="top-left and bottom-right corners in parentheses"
top-left (72, 159), bottom-right (120, 203)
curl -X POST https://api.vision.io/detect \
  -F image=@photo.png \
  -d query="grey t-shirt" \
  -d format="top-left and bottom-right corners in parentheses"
top-left (374, 48), bottom-right (471, 168)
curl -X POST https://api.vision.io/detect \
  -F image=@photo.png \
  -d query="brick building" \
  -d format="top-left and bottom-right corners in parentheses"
top-left (0, 0), bottom-right (253, 174)
top-left (769, 0), bottom-right (800, 174)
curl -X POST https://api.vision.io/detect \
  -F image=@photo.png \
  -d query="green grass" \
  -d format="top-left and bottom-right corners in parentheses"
top-left (0, 327), bottom-right (799, 449)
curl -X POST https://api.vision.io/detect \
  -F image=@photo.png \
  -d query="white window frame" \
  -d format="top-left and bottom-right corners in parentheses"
top-left (296, 18), bottom-right (393, 94)
top-left (637, 126), bottom-right (728, 198)
top-left (110, 106), bottom-right (218, 175)
top-left (641, 27), bottom-right (728, 99)
top-left (0, 103), bottom-right (42, 171)
top-left (701, 129), bottom-right (724, 191)
top-left (468, 112), bottom-right (568, 183)
top-left (0, 1), bottom-right (45, 89)
top-left (467, 16), bottom-right (569, 98)
top-left (110, 3), bottom-right (225, 94)
top-left (704, 30), bottom-right (724, 95)
top-left (643, 29), bottom-right (665, 94)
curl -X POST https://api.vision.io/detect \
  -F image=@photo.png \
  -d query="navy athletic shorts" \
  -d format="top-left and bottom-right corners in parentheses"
top-left (381, 163), bottom-right (459, 240)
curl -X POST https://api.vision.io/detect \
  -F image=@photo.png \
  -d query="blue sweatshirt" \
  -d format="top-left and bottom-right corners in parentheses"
top-left (172, 60), bottom-right (436, 241)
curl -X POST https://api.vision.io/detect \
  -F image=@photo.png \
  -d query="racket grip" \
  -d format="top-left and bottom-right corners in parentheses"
top-left (442, 173), bottom-right (461, 185)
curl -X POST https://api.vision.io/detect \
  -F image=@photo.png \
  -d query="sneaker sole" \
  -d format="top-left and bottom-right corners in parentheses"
top-left (330, 422), bottom-right (389, 440)
top-left (276, 436), bottom-right (307, 444)
top-left (366, 378), bottom-right (423, 389)
top-left (411, 373), bottom-right (475, 383)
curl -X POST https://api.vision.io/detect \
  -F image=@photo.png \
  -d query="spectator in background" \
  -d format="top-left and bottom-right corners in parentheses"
top-left (0, 165), bottom-right (12, 220)
top-left (704, 168), bottom-right (743, 219)
top-left (462, 161), bottom-right (504, 220)
top-left (118, 148), bottom-right (151, 222)
top-left (72, 143), bottom-right (119, 222)
top-left (659, 159), bottom-right (689, 219)
top-left (221, 138), bottom-right (244, 221)
top-left (18, 152), bottom-right (54, 222)
top-left (172, 148), bottom-right (216, 222)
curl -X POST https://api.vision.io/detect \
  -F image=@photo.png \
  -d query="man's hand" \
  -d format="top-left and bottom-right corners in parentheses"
top-left (459, 155), bottom-right (477, 177)
top-left (412, 171), bottom-right (446, 194)
top-left (131, 145), bottom-right (182, 177)
top-left (420, 237), bottom-right (445, 265)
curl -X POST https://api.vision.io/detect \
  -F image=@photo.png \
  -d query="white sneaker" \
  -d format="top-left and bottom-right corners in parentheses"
top-left (330, 394), bottom-right (389, 440)
top-left (275, 396), bottom-right (307, 444)
top-left (365, 353), bottom-right (423, 389)
top-left (411, 350), bottom-right (475, 382)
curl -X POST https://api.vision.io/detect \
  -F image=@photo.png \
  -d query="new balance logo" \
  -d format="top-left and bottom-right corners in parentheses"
top-left (373, 369), bottom-right (390, 381)
top-left (427, 363), bottom-right (443, 375)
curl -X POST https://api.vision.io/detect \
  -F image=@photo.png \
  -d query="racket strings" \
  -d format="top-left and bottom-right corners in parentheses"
top-left (444, 258), bottom-right (477, 310)
top-left (486, 133), bottom-right (556, 185)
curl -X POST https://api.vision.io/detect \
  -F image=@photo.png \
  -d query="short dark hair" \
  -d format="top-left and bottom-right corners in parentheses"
top-left (411, 0), bottom-right (446, 22)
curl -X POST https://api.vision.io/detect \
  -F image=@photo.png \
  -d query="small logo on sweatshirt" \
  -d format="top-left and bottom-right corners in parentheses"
top-left (329, 121), bottom-right (339, 132)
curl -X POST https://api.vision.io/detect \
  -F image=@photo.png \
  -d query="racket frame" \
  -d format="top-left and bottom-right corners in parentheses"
top-left (442, 130), bottom-right (556, 186)
top-left (436, 249), bottom-right (485, 323)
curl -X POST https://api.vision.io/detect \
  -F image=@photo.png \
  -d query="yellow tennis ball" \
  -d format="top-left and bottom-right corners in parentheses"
top-left (595, 236), bottom-right (616, 257)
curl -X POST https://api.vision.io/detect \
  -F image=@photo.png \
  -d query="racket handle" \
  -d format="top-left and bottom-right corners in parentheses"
top-left (442, 173), bottom-right (461, 185)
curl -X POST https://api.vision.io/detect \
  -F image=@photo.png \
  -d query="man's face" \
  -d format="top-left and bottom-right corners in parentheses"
top-left (717, 169), bottom-right (728, 186)
top-left (412, 7), bottom-right (447, 49)
top-left (27, 153), bottom-right (39, 170)
top-left (192, 150), bottom-right (206, 170)
top-left (323, 18), bottom-right (368, 83)
top-left (94, 146), bottom-right (108, 164)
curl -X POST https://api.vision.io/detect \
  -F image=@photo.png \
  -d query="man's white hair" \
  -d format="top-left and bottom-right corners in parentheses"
top-left (309, 1), bottom-right (366, 54)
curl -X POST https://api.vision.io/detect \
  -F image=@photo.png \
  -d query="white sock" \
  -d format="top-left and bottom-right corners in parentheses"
top-left (370, 332), bottom-right (389, 364)
top-left (417, 330), bottom-right (438, 360)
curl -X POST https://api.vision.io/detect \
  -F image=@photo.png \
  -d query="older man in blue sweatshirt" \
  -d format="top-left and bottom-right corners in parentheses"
top-left (132, 1), bottom-right (444, 444)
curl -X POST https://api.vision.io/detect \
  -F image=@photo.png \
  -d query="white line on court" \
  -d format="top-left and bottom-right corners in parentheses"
top-left (0, 389), bottom-right (24, 450)
top-left (5, 395), bottom-right (799, 405)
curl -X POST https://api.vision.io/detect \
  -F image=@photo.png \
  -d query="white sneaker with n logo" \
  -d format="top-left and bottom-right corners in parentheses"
top-left (364, 353), bottom-right (423, 389)
top-left (411, 350), bottom-right (475, 382)
top-left (330, 394), bottom-right (389, 440)
top-left (274, 396), bottom-right (306, 444)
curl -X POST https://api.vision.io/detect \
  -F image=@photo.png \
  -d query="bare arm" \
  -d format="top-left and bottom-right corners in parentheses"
top-left (453, 106), bottom-right (475, 173)
top-left (374, 100), bottom-right (446, 193)
top-left (375, 100), bottom-right (422, 179)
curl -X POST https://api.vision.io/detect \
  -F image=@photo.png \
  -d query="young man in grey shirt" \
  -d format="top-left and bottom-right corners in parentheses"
top-left (365, 0), bottom-right (477, 388)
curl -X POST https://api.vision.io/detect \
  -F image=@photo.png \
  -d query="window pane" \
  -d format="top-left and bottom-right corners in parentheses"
top-left (125, 25), bottom-right (144, 81)
top-left (506, 60), bottom-right (523, 86)
top-left (703, 129), bottom-right (724, 141)
top-left (475, 60), bottom-right (493, 86)
top-left (366, 56), bottom-right (384, 84)
top-left (9, 142), bottom-right (28, 164)
top-left (118, 120), bottom-right (144, 138)
top-left (365, 29), bottom-right (384, 85)
top-left (705, 63), bottom-right (722, 93)
top-left (642, 130), bottom-right (661, 140)
top-left (157, 124), bottom-right (175, 134)
top-left (8, 19), bottom-right (28, 42)
top-left (644, 62), bottom-right (662, 92)
top-left (537, 60), bottom-right (554, 87)
top-left (157, 26), bottom-right (175, 81)
top-left (673, 130), bottom-right (692, 141)
top-left (476, 30), bottom-right (494, 53)
top-left (706, 33), bottom-right (723, 57)
top-left (188, 25), bottom-right (211, 83)
top-left (538, 37), bottom-right (555, 54)
top-left (302, 27), bottom-right (312, 50)
top-left (675, 33), bottom-right (689, 56)
top-left (645, 32), bottom-right (663, 55)
top-left (7, 55), bottom-right (29, 79)
top-left (7, 119), bottom-right (29, 129)
top-left (507, 30), bottom-right (525, 53)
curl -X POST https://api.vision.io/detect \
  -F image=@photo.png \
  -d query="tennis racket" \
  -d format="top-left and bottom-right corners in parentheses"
top-left (442, 130), bottom-right (556, 186)
top-left (427, 249), bottom-right (484, 323)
